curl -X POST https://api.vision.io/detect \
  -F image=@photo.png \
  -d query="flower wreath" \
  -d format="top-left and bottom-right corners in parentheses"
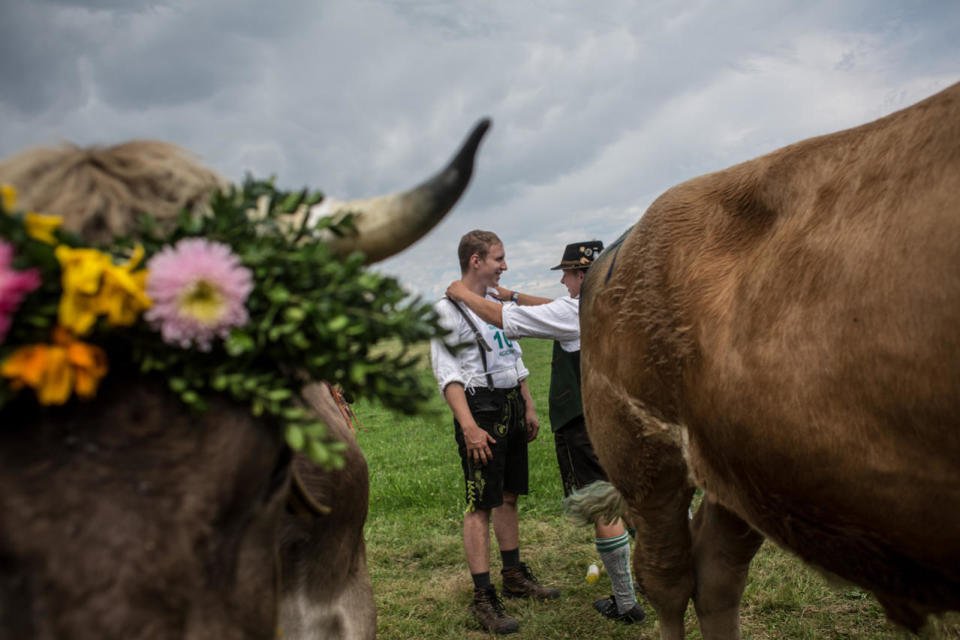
top-left (0, 179), bottom-right (441, 468)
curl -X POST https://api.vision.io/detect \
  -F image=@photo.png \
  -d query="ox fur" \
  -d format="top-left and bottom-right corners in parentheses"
top-left (580, 81), bottom-right (960, 640)
top-left (0, 379), bottom-right (291, 639)
top-left (0, 140), bottom-right (226, 243)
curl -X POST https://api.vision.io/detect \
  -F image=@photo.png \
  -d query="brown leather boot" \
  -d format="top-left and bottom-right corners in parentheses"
top-left (501, 562), bottom-right (560, 600)
top-left (471, 585), bottom-right (519, 634)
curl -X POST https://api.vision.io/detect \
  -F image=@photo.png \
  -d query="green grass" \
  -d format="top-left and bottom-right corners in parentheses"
top-left (354, 338), bottom-right (959, 639)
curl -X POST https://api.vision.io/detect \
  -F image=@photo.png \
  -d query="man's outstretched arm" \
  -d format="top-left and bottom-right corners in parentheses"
top-left (446, 281), bottom-right (505, 328)
top-left (492, 286), bottom-right (552, 306)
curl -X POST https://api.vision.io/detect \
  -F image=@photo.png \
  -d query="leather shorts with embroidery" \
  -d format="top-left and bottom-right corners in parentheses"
top-left (454, 386), bottom-right (529, 511)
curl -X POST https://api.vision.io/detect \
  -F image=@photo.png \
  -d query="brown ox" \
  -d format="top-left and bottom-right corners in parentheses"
top-left (579, 82), bottom-right (960, 640)
top-left (0, 119), bottom-right (490, 639)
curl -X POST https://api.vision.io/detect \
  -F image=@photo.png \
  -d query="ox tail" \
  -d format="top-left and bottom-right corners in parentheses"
top-left (562, 480), bottom-right (628, 527)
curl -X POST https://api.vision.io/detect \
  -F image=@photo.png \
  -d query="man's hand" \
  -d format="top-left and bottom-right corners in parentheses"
top-left (446, 280), bottom-right (469, 302)
top-left (442, 383), bottom-right (497, 465)
top-left (525, 408), bottom-right (540, 442)
top-left (462, 419), bottom-right (497, 465)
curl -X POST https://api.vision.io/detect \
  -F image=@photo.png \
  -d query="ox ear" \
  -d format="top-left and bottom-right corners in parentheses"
top-left (315, 118), bottom-right (492, 264)
top-left (264, 442), bottom-right (295, 505)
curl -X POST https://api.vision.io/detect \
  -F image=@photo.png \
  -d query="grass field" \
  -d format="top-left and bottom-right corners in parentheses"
top-left (354, 337), bottom-right (958, 639)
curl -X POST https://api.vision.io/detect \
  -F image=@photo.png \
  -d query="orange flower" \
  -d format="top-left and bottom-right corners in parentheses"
top-left (0, 328), bottom-right (108, 405)
top-left (67, 339), bottom-right (108, 398)
top-left (1, 345), bottom-right (48, 388)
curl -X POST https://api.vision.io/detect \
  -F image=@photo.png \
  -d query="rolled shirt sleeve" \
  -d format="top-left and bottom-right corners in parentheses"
top-left (501, 296), bottom-right (581, 351)
top-left (515, 356), bottom-right (529, 383)
top-left (429, 299), bottom-right (467, 394)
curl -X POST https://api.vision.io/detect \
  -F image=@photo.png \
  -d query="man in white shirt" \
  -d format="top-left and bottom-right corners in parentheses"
top-left (430, 229), bottom-right (559, 635)
top-left (445, 240), bottom-right (647, 626)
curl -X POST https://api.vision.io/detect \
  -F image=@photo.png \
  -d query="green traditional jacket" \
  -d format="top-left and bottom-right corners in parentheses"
top-left (548, 340), bottom-right (583, 432)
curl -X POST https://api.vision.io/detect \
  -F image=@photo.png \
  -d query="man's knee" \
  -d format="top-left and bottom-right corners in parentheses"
top-left (466, 507), bottom-right (491, 521)
top-left (501, 492), bottom-right (518, 507)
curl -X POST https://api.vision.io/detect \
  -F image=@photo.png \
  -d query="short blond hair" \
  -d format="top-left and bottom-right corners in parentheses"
top-left (0, 140), bottom-right (227, 243)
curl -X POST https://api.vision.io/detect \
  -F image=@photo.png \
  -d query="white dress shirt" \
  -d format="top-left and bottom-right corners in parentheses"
top-left (501, 296), bottom-right (580, 352)
top-left (430, 295), bottom-right (530, 393)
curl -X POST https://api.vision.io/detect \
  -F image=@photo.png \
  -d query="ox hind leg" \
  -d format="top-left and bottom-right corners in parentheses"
top-left (627, 464), bottom-right (697, 640)
top-left (584, 389), bottom-right (698, 639)
top-left (690, 498), bottom-right (763, 640)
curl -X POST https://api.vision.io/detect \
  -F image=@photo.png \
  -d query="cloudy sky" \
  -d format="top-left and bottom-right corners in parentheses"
top-left (3, 0), bottom-right (958, 300)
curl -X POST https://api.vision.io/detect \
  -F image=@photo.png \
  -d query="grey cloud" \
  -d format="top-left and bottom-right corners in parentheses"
top-left (1, 0), bottom-right (958, 301)
top-left (38, 0), bottom-right (168, 10)
top-left (93, 33), bottom-right (253, 109)
top-left (0, 2), bottom-right (92, 113)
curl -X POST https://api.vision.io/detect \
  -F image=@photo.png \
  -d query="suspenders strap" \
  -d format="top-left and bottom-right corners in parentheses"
top-left (445, 296), bottom-right (495, 390)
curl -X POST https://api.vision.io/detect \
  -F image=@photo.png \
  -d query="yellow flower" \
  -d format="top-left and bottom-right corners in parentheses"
top-left (1, 184), bottom-right (15, 212)
top-left (123, 244), bottom-right (145, 270)
top-left (57, 246), bottom-right (110, 293)
top-left (24, 213), bottom-right (63, 244)
top-left (0, 327), bottom-right (108, 405)
top-left (55, 246), bottom-right (151, 334)
top-left (98, 257), bottom-right (152, 326)
top-left (56, 247), bottom-right (112, 335)
top-left (1, 183), bottom-right (63, 242)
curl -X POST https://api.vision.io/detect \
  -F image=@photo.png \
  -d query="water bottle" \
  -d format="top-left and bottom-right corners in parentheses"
top-left (586, 563), bottom-right (601, 583)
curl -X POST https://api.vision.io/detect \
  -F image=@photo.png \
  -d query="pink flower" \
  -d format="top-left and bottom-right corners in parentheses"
top-left (145, 239), bottom-right (253, 350)
top-left (0, 242), bottom-right (42, 344)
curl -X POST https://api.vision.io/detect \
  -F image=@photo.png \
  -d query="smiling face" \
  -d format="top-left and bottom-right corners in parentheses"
top-left (561, 268), bottom-right (585, 298)
top-left (474, 242), bottom-right (507, 288)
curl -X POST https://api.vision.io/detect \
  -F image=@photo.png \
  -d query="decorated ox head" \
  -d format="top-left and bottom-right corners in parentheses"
top-left (0, 119), bottom-right (490, 639)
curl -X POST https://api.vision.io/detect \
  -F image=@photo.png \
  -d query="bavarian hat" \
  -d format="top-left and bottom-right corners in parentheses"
top-left (549, 240), bottom-right (604, 270)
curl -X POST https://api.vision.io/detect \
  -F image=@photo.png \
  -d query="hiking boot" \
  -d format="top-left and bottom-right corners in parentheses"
top-left (501, 562), bottom-right (560, 600)
top-left (594, 595), bottom-right (647, 624)
top-left (472, 585), bottom-right (519, 634)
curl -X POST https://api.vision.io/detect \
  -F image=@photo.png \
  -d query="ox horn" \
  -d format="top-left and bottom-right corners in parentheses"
top-left (315, 118), bottom-right (491, 264)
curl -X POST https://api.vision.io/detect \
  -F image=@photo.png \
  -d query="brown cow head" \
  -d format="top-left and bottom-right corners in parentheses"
top-left (0, 119), bottom-right (490, 639)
